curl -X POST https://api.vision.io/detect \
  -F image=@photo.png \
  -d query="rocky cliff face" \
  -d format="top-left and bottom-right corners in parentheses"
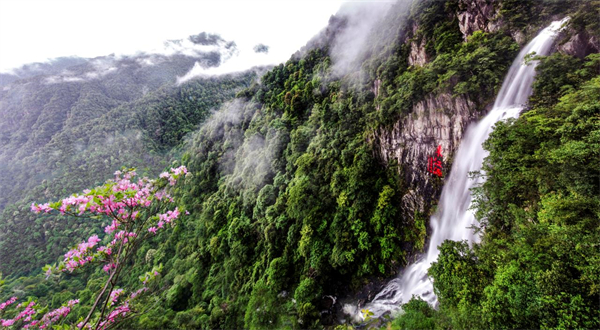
top-left (406, 22), bottom-right (429, 67)
top-left (375, 1), bottom-right (500, 222)
top-left (408, 38), bottom-right (429, 67)
top-left (558, 28), bottom-right (600, 59)
top-left (406, 0), bottom-right (502, 67)
top-left (372, 0), bottom-right (599, 228)
top-left (372, 93), bottom-right (480, 222)
top-left (457, 0), bottom-right (500, 39)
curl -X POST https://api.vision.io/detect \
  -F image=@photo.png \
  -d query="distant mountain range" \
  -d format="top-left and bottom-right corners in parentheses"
top-left (0, 32), bottom-right (258, 276)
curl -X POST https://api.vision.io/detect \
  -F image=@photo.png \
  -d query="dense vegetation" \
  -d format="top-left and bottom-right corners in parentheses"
top-left (388, 47), bottom-right (600, 330)
top-left (0, 0), bottom-right (598, 329)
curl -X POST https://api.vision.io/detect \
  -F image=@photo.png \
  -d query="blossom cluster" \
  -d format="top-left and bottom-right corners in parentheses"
top-left (97, 302), bottom-right (130, 330)
top-left (31, 166), bottom-right (188, 217)
top-left (148, 207), bottom-right (180, 234)
top-left (159, 166), bottom-right (188, 186)
top-left (1, 301), bottom-right (38, 328)
top-left (22, 300), bottom-right (79, 329)
top-left (78, 290), bottom-right (143, 330)
top-left (33, 166), bottom-right (188, 277)
top-left (17, 166), bottom-right (189, 329)
top-left (63, 235), bottom-right (101, 272)
top-left (0, 297), bottom-right (17, 311)
top-left (109, 289), bottom-right (124, 306)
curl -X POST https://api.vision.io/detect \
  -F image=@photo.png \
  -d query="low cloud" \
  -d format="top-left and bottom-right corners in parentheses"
top-left (43, 57), bottom-right (118, 84)
top-left (329, 1), bottom-right (395, 77)
top-left (185, 97), bottom-right (283, 192)
top-left (253, 44), bottom-right (269, 54)
top-left (228, 127), bottom-right (283, 191)
top-left (18, 32), bottom-right (242, 86)
top-left (176, 44), bottom-right (272, 84)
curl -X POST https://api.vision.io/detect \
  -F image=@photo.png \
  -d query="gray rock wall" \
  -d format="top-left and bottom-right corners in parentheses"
top-left (372, 92), bottom-right (479, 221)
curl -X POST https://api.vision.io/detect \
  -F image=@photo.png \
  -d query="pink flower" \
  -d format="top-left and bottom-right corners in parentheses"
top-left (98, 245), bottom-right (108, 253)
top-left (66, 260), bottom-right (78, 272)
top-left (103, 263), bottom-right (116, 273)
top-left (0, 297), bottom-right (17, 310)
top-left (88, 235), bottom-right (101, 245)
top-left (109, 289), bottom-right (124, 306)
top-left (154, 190), bottom-right (166, 200)
top-left (31, 202), bottom-right (52, 214)
top-left (1, 319), bottom-right (15, 326)
top-left (148, 227), bottom-right (157, 234)
top-left (105, 220), bottom-right (118, 234)
top-left (171, 166), bottom-right (188, 176)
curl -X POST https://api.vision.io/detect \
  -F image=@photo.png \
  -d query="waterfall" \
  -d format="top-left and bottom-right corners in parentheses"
top-left (344, 18), bottom-right (569, 320)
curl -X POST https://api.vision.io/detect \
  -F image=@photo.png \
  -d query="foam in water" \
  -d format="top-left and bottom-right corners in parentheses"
top-left (344, 18), bottom-right (569, 321)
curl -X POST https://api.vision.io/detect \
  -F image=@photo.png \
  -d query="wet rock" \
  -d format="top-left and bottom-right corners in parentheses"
top-left (319, 295), bottom-right (338, 325)
top-left (319, 295), bottom-right (337, 310)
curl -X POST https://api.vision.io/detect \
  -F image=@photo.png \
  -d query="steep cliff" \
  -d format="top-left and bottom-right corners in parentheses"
top-left (373, 93), bottom-right (478, 219)
top-left (371, 0), bottom-right (599, 225)
top-left (373, 2), bottom-right (500, 222)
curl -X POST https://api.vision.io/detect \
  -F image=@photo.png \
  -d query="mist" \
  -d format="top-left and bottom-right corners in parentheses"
top-left (330, 2), bottom-right (395, 77)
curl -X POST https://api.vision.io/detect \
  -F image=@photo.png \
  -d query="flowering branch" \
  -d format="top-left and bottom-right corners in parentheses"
top-left (0, 166), bottom-right (189, 329)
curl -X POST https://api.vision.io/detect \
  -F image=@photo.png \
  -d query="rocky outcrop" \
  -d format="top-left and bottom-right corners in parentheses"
top-left (558, 29), bottom-right (600, 59)
top-left (456, 0), bottom-right (501, 40)
top-left (408, 38), bottom-right (429, 67)
top-left (373, 79), bottom-right (382, 111)
top-left (405, 0), bottom-right (503, 68)
top-left (372, 93), bottom-right (480, 222)
top-left (405, 21), bottom-right (429, 67)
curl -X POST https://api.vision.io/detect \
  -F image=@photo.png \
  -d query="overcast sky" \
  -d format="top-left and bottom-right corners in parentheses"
top-left (0, 0), bottom-right (345, 73)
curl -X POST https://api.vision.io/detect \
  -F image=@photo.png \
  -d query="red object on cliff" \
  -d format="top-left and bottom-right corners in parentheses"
top-left (428, 145), bottom-right (443, 177)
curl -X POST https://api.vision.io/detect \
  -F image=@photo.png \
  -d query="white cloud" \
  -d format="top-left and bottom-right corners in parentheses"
top-left (330, 1), bottom-right (395, 76)
top-left (176, 44), bottom-right (271, 84)
top-left (0, 0), bottom-right (344, 73)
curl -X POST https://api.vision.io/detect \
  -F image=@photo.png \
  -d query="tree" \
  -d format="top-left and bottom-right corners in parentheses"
top-left (0, 166), bottom-right (188, 329)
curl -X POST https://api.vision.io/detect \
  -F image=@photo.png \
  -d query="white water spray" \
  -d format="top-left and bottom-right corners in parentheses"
top-left (344, 18), bottom-right (569, 320)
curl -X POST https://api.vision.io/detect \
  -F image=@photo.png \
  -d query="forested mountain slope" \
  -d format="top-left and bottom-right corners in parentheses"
top-left (0, 32), bottom-right (256, 276)
top-left (0, 0), bottom-right (598, 329)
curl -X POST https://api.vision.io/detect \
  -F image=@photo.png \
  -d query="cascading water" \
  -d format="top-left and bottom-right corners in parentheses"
top-left (344, 18), bottom-right (569, 320)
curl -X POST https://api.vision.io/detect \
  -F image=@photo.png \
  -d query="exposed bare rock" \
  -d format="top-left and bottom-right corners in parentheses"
top-left (456, 0), bottom-right (500, 40)
top-left (373, 79), bottom-right (382, 111)
top-left (372, 93), bottom-right (481, 221)
top-left (558, 29), bottom-right (600, 59)
top-left (405, 21), bottom-right (429, 67)
top-left (408, 38), bottom-right (429, 67)
top-left (373, 79), bottom-right (381, 98)
top-left (511, 30), bottom-right (527, 46)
